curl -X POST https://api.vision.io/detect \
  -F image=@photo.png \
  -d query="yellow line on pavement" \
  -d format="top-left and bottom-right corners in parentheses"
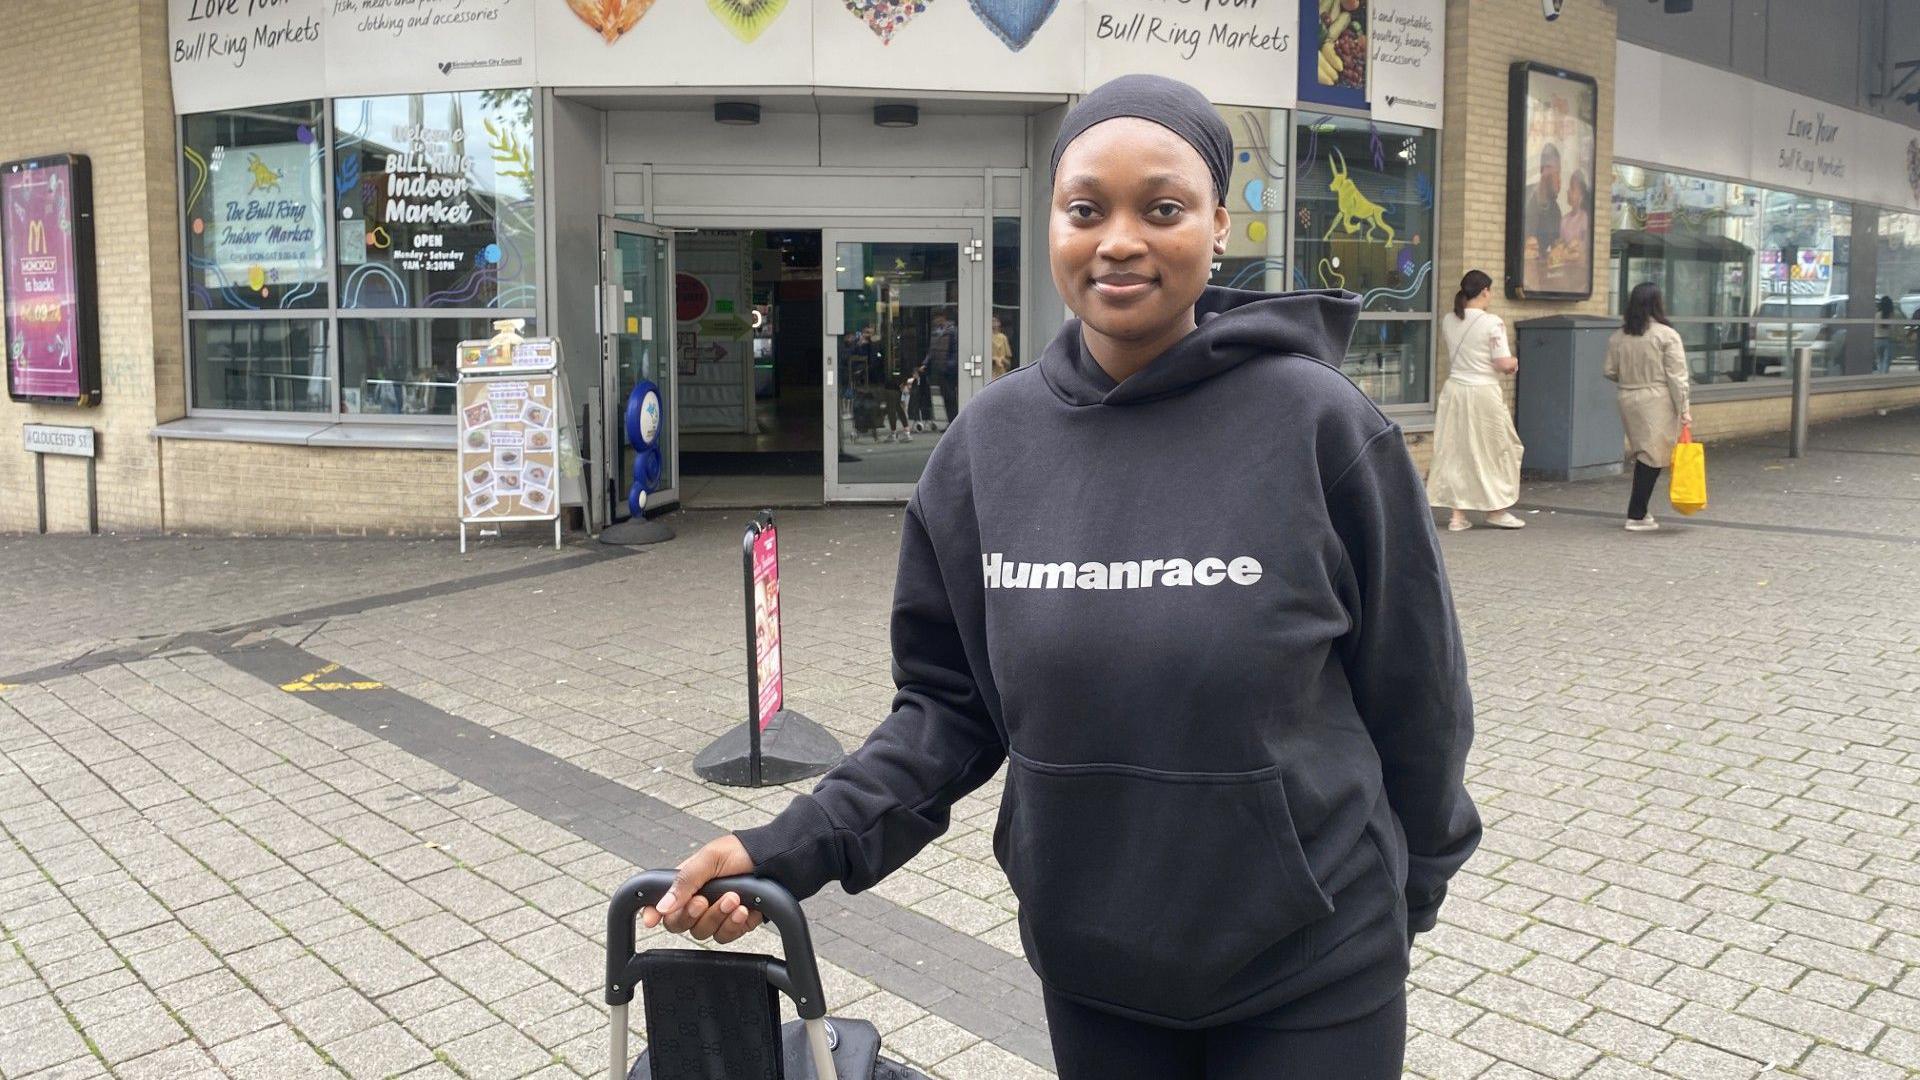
top-left (279, 663), bottom-right (383, 693)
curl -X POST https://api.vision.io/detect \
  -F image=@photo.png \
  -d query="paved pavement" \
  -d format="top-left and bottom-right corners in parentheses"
top-left (2, 409), bottom-right (1918, 1079)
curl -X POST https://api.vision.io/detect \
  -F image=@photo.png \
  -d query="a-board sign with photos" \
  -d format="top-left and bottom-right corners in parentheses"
top-left (455, 337), bottom-right (561, 525)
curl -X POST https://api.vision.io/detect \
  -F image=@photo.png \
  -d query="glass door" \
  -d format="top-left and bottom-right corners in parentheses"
top-left (601, 219), bottom-right (676, 520)
top-left (822, 228), bottom-right (980, 501)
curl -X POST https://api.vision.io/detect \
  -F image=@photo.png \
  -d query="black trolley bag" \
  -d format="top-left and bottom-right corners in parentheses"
top-left (606, 870), bottom-right (931, 1080)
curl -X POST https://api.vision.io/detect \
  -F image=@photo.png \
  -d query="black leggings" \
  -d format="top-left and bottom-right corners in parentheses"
top-left (1043, 989), bottom-right (1406, 1080)
top-left (1629, 461), bottom-right (1662, 520)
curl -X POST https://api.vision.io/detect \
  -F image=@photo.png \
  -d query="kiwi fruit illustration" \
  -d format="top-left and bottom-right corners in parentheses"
top-left (710, 0), bottom-right (789, 42)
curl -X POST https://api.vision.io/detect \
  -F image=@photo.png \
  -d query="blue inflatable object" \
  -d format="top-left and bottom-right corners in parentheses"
top-left (624, 381), bottom-right (664, 518)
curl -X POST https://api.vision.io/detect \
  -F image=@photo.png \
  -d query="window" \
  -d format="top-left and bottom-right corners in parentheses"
top-left (1294, 113), bottom-right (1436, 405)
top-left (179, 91), bottom-right (542, 420)
top-left (339, 317), bottom-right (505, 416)
top-left (181, 100), bottom-right (333, 414)
top-left (1214, 106), bottom-right (1290, 293)
top-left (1608, 165), bottom-right (1897, 385)
top-left (190, 319), bottom-right (329, 412)
top-left (992, 216), bottom-right (1021, 380)
top-left (183, 100), bottom-right (329, 312)
top-left (333, 90), bottom-right (537, 311)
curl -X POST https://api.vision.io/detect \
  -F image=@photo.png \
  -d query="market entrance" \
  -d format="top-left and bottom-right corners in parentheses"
top-left (673, 229), bottom-right (827, 508)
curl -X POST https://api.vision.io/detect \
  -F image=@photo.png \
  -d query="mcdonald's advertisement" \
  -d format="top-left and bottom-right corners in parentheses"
top-left (3, 155), bottom-right (101, 406)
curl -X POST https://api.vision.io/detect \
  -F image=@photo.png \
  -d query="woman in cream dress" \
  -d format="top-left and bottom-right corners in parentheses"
top-left (1427, 270), bottom-right (1526, 531)
top-left (1604, 283), bottom-right (1692, 531)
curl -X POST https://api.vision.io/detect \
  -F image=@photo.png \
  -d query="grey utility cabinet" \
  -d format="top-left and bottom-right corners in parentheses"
top-left (1512, 315), bottom-right (1626, 481)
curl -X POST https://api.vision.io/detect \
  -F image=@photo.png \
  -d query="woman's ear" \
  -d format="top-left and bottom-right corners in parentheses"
top-left (1213, 203), bottom-right (1231, 255)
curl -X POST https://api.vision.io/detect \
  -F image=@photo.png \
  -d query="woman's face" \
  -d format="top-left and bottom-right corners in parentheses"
top-left (1050, 118), bottom-right (1229, 348)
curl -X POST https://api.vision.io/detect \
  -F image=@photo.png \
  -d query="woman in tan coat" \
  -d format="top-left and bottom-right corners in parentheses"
top-left (1604, 283), bottom-right (1692, 531)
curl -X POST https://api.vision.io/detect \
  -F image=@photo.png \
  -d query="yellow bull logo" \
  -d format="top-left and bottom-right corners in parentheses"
top-left (246, 153), bottom-right (283, 195)
top-left (1322, 149), bottom-right (1396, 247)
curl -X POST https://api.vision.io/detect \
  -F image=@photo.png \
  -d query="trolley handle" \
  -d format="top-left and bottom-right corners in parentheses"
top-left (605, 870), bottom-right (827, 1020)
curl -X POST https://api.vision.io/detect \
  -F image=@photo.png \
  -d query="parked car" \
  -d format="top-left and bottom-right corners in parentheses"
top-left (1744, 295), bottom-right (1849, 378)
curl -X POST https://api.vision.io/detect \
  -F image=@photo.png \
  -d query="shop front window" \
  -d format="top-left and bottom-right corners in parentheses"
top-left (182, 100), bottom-right (329, 312)
top-left (1293, 114), bottom-right (1435, 313)
top-left (1214, 106), bottom-right (1290, 293)
top-left (1293, 113), bottom-right (1436, 406)
top-left (1609, 165), bottom-right (1888, 384)
top-left (332, 89), bottom-right (537, 311)
top-left (190, 319), bottom-right (330, 413)
top-left (338, 317), bottom-right (513, 416)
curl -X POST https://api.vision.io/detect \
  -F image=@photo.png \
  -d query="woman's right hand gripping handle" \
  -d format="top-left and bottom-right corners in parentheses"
top-left (642, 834), bottom-right (765, 945)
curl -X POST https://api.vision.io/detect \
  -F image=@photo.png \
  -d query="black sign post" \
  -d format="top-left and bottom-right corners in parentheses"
top-left (694, 511), bottom-right (845, 787)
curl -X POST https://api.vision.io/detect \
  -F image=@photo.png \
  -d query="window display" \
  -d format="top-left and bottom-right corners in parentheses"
top-left (1293, 113), bottom-right (1435, 314)
top-left (182, 100), bottom-right (328, 311)
top-left (1607, 164), bottom-right (1913, 385)
top-left (333, 89), bottom-right (537, 311)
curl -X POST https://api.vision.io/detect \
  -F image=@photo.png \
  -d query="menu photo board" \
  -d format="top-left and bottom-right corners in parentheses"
top-left (455, 341), bottom-right (560, 526)
top-left (4, 156), bottom-right (101, 406)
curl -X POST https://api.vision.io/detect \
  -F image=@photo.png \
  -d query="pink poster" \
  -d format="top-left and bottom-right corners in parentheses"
top-left (4, 157), bottom-right (98, 405)
top-left (752, 524), bottom-right (784, 731)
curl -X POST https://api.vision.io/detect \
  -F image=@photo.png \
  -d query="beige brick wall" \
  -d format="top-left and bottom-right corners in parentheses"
top-left (0, 0), bottom-right (181, 534)
top-left (1693, 385), bottom-right (1920, 445)
top-left (1439, 0), bottom-right (1617, 381)
top-left (161, 441), bottom-right (461, 536)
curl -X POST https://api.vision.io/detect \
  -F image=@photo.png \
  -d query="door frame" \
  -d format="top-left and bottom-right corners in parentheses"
top-left (599, 217), bottom-right (678, 521)
top-left (820, 225), bottom-right (983, 502)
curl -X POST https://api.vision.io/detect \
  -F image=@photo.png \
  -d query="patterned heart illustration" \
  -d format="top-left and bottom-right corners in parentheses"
top-left (567, 0), bottom-right (655, 44)
top-left (844, 0), bottom-right (931, 45)
top-left (710, 0), bottom-right (789, 43)
top-left (968, 0), bottom-right (1057, 52)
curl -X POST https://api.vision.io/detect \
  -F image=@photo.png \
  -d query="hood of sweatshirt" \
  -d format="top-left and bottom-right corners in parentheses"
top-left (1040, 286), bottom-right (1361, 407)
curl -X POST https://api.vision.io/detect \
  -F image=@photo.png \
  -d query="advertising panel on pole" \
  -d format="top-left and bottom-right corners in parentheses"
top-left (4, 156), bottom-right (101, 407)
top-left (533, 0), bottom-right (814, 87)
top-left (325, 0), bottom-right (536, 96)
top-left (1085, 0), bottom-right (1290, 107)
top-left (750, 521), bottom-right (784, 732)
top-left (169, 0), bottom-right (326, 115)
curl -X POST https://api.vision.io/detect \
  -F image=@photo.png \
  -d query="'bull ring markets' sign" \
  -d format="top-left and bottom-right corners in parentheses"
top-left (167, 0), bottom-right (1448, 122)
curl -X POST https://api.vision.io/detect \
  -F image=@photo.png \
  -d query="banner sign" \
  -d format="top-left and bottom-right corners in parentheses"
top-left (1367, 0), bottom-right (1441, 128)
top-left (205, 141), bottom-right (326, 293)
top-left (750, 519), bottom-right (784, 732)
top-left (1085, 0), bottom-right (1294, 108)
top-left (1749, 85), bottom-right (1857, 203)
top-left (170, 0), bottom-right (326, 114)
top-left (325, 0), bottom-right (536, 96)
top-left (173, 0), bottom-right (1343, 111)
top-left (4, 157), bottom-right (101, 407)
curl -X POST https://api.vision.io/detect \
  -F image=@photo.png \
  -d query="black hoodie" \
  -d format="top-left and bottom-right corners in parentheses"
top-left (738, 287), bottom-right (1480, 1029)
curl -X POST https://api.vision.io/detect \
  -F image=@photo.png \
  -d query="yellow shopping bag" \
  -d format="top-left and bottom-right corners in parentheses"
top-left (1669, 425), bottom-right (1707, 516)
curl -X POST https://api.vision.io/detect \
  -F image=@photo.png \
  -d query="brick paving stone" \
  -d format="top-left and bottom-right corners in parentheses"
top-left (7, 412), bottom-right (1920, 1079)
top-left (439, 1021), bottom-right (555, 1079)
top-left (323, 1020), bottom-right (437, 1080)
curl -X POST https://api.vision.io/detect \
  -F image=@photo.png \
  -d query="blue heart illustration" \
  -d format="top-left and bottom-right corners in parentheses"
top-left (969, 0), bottom-right (1057, 51)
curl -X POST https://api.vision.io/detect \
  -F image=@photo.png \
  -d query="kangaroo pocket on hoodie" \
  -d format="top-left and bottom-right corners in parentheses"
top-left (997, 749), bottom-right (1336, 1023)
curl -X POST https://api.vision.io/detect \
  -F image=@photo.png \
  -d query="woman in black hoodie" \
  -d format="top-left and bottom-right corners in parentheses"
top-left (643, 75), bottom-right (1480, 1078)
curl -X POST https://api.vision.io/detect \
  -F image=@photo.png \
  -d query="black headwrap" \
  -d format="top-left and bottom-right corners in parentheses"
top-left (1050, 74), bottom-right (1234, 203)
